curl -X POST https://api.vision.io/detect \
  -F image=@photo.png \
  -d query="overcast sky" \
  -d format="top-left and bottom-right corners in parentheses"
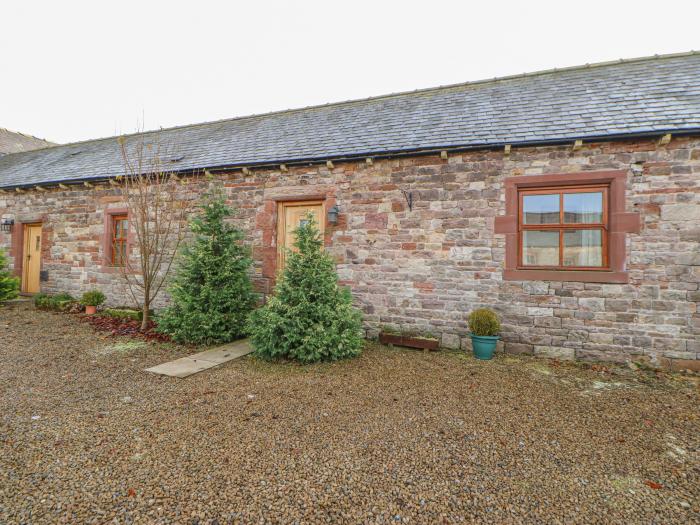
top-left (2, 0), bottom-right (699, 145)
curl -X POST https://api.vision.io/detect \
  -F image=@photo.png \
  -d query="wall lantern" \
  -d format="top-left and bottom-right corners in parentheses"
top-left (327, 205), bottom-right (340, 225)
top-left (0, 218), bottom-right (14, 233)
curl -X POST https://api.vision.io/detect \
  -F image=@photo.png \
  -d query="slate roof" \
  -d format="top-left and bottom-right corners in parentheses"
top-left (1, 52), bottom-right (699, 189)
top-left (0, 128), bottom-right (55, 156)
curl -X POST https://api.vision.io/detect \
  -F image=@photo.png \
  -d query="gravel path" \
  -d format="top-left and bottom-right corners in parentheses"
top-left (1, 303), bottom-right (698, 524)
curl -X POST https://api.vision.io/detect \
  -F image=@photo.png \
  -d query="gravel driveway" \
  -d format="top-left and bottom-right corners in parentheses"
top-left (1, 303), bottom-right (698, 524)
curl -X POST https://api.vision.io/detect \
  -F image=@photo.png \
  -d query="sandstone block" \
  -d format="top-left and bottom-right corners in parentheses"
top-left (527, 307), bottom-right (553, 316)
top-left (504, 342), bottom-right (533, 355)
top-left (441, 333), bottom-right (461, 350)
top-left (661, 204), bottom-right (700, 221)
top-left (534, 346), bottom-right (575, 360)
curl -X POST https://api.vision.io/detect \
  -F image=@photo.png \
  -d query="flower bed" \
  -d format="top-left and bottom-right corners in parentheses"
top-left (79, 312), bottom-right (170, 343)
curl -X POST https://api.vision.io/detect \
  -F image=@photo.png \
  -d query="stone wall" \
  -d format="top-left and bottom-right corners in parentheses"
top-left (1, 136), bottom-right (698, 368)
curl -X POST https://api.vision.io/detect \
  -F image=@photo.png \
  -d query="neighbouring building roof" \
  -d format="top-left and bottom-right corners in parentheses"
top-left (1, 52), bottom-right (699, 189)
top-left (0, 128), bottom-right (55, 156)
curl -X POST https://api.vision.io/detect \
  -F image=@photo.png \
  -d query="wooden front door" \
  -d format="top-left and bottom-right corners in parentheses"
top-left (22, 224), bottom-right (42, 293)
top-left (276, 201), bottom-right (324, 272)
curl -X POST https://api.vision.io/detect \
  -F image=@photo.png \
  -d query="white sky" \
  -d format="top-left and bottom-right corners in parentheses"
top-left (2, 0), bottom-right (699, 145)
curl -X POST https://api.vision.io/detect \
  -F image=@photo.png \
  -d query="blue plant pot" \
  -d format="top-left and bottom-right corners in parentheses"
top-left (470, 334), bottom-right (499, 360)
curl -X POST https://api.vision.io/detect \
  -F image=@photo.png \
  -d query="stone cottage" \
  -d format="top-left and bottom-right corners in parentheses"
top-left (1, 52), bottom-right (699, 368)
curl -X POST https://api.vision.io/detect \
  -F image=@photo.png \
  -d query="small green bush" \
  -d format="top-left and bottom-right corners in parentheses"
top-left (35, 292), bottom-right (76, 311)
top-left (468, 308), bottom-right (501, 336)
top-left (81, 289), bottom-right (106, 306)
top-left (33, 293), bottom-right (49, 308)
top-left (53, 292), bottom-right (75, 304)
top-left (247, 214), bottom-right (364, 363)
top-left (0, 248), bottom-right (19, 302)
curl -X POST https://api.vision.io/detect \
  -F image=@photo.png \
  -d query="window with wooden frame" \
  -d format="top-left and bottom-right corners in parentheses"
top-left (111, 214), bottom-right (128, 266)
top-left (495, 171), bottom-right (641, 284)
top-left (518, 185), bottom-right (608, 270)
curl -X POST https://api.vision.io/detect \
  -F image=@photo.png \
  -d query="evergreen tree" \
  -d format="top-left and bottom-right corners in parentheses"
top-left (0, 248), bottom-right (19, 302)
top-left (248, 214), bottom-right (363, 363)
top-left (157, 190), bottom-right (255, 345)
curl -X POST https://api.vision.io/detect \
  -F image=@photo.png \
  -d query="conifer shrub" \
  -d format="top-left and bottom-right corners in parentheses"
top-left (0, 248), bottom-right (19, 302)
top-left (156, 190), bottom-right (256, 345)
top-left (247, 214), bottom-right (363, 363)
top-left (80, 290), bottom-right (106, 307)
top-left (468, 308), bottom-right (501, 336)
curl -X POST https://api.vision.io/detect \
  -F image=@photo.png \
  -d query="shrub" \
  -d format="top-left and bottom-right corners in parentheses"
top-left (0, 248), bottom-right (19, 302)
top-left (156, 190), bottom-right (256, 345)
top-left (35, 292), bottom-right (76, 311)
top-left (80, 289), bottom-right (106, 307)
top-left (102, 308), bottom-right (142, 321)
top-left (468, 308), bottom-right (501, 336)
top-left (247, 214), bottom-right (364, 363)
top-left (53, 292), bottom-right (75, 303)
top-left (33, 293), bottom-right (49, 308)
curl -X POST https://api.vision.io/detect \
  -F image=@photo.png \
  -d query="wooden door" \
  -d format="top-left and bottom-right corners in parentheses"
top-left (276, 201), bottom-right (324, 272)
top-left (22, 224), bottom-right (42, 293)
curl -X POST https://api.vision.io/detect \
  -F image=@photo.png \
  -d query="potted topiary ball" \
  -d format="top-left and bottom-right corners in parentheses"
top-left (468, 308), bottom-right (501, 360)
top-left (81, 290), bottom-right (106, 315)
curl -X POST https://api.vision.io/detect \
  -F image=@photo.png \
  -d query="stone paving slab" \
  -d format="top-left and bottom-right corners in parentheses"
top-left (144, 357), bottom-right (218, 378)
top-left (145, 339), bottom-right (252, 378)
top-left (193, 339), bottom-right (253, 364)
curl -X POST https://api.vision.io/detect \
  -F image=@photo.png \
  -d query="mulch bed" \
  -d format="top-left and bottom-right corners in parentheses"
top-left (79, 313), bottom-right (171, 343)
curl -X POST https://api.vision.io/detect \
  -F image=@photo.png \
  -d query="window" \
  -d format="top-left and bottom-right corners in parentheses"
top-left (111, 215), bottom-right (128, 266)
top-left (495, 171), bottom-right (640, 284)
top-left (101, 208), bottom-right (130, 270)
top-left (519, 186), bottom-right (608, 270)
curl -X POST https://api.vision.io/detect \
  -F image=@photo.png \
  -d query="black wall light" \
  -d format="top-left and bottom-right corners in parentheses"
top-left (0, 218), bottom-right (14, 233)
top-left (327, 205), bottom-right (340, 225)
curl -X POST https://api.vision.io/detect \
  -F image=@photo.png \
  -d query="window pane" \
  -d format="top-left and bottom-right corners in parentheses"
top-left (522, 194), bottom-right (560, 224)
top-left (563, 229), bottom-right (603, 267)
top-left (113, 242), bottom-right (122, 265)
top-left (563, 192), bottom-right (603, 223)
top-left (522, 230), bottom-right (559, 266)
top-left (115, 218), bottom-right (127, 238)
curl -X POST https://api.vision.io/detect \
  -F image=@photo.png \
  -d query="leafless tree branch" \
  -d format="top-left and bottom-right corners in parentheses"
top-left (116, 133), bottom-right (194, 330)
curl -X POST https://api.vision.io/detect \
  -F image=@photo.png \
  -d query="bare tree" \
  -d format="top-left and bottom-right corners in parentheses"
top-left (117, 134), bottom-right (193, 330)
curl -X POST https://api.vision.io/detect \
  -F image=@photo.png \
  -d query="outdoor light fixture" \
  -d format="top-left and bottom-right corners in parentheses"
top-left (327, 205), bottom-right (340, 225)
top-left (0, 218), bottom-right (14, 233)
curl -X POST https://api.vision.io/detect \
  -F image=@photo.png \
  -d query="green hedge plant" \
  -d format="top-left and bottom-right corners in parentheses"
top-left (33, 293), bottom-right (49, 308)
top-left (247, 214), bottom-right (364, 363)
top-left (0, 248), bottom-right (19, 302)
top-left (468, 308), bottom-right (501, 336)
top-left (102, 308), bottom-right (142, 321)
top-left (34, 292), bottom-right (76, 311)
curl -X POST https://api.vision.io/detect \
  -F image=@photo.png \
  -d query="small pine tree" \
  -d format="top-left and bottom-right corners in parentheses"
top-left (156, 190), bottom-right (256, 345)
top-left (0, 248), bottom-right (19, 302)
top-left (248, 214), bottom-right (363, 363)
